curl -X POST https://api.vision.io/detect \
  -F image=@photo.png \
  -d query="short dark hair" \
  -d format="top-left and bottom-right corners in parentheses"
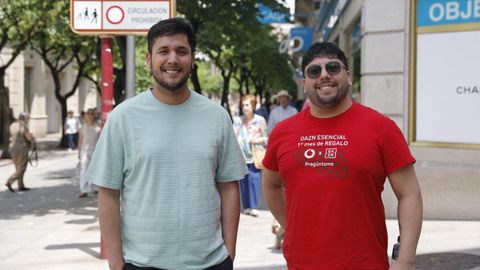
top-left (147, 17), bottom-right (196, 55)
top-left (301, 42), bottom-right (349, 76)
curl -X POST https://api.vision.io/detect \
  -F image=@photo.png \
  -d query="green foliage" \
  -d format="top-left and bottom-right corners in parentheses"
top-left (193, 61), bottom-right (238, 97)
top-left (177, 0), bottom-right (294, 100)
top-left (3, 0), bottom-right (295, 101)
top-left (135, 37), bottom-right (152, 93)
top-left (0, 0), bottom-right (49, 153)
top-left (238, 24), bottom-right (296, 94)
top-left (0, 0), bottom-right (41, 67)
top-left (30, 0), bottom-right (97, 74)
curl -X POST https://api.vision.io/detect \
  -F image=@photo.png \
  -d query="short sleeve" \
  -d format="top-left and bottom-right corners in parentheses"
top-left (381, 119), bottom-right (416, 176)
top-left (262, 124), bottom-right (280, 171)
top-left (215, 112), bottom-right (248, 181)
top-left (85, 112), bottom-right (126, 189)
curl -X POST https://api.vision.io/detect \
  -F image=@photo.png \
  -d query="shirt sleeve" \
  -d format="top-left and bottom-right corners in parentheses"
top-left (85, 111), bottom-right (126, 189)
top-left (262, 123), bottom-right (280, 172)
top-left (216, 111), bottom-right (248, 182)
top-left (381, 119), bottom-right (416, 176)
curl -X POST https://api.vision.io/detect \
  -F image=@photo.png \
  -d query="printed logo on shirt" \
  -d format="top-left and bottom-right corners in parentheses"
top-left (294, 134), bottom-right (349, 179)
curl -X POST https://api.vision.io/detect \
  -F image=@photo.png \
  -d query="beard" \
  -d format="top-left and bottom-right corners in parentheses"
top-left (151, 66), bottom-right (191, 92)
top-left (307, 84), bottom-right (350, 108)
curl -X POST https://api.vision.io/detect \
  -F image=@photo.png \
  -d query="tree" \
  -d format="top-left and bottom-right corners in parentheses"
top-left (134, 37), bottom-right (152, 93)
top-left (0, 0), bottom-right (40, 158)
top-left (30, 0), bottom-right (97, 147)
top-left (246, 26), bottom-right (297, 105)
top-left (190, 61), bottom-right (223, 97)
top-left (113, 36), bottom-right (127, 106)
top-left (177, 0), bottom-right (289, 97)
top-left (82, 37), bottom-right (102, 96)
top-left (81, 36), bottom-right (136, 105)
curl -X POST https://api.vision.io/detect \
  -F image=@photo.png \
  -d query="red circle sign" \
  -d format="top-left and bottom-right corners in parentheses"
top-left (106, 6), bottom-right (125, 25)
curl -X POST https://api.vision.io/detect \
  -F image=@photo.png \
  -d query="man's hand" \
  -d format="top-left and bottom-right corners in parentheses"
top-left (109, 259), bottom-right (124, 270)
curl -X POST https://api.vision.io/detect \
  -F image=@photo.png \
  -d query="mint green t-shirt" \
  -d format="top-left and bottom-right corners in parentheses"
top-left (86, 90), bottom-right (248, 269)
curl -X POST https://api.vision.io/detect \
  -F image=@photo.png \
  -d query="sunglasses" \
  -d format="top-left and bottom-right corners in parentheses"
top-left (305, 61), bottom-right (345, 79)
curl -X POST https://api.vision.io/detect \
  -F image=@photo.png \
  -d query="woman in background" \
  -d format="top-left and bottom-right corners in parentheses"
top-left (77, 108), bottom-right (101, 198)
top-left (233, 95), bottom-right (268, 217)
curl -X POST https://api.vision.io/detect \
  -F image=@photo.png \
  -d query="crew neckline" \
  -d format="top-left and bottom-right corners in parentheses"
top-left (305, 101), bottom-right (358, 122)
top-left (147, 88), bottom-right (195, 108)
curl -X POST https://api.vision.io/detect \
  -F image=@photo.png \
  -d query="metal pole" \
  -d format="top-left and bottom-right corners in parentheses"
top-left (125, 35), bottom-right (136, 99)
top-left (99, 37), bottom-right (114, 259)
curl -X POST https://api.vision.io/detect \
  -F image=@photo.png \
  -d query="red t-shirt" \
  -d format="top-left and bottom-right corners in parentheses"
top-left (263, 102), bottom-right (415, 270)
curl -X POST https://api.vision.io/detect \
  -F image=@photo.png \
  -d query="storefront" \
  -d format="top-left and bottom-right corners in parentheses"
top-left (303, 0), bottom-right (480, 219)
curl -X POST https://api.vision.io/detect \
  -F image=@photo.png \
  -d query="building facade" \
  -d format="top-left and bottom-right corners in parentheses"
top-left (295, 0), bottom-right (480, 219)
top-left (1, 48), bottom-right (99, 139)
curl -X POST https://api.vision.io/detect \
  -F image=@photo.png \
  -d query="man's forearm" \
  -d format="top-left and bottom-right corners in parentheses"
top-left (396, 191), bottom-right (423, 266)
top-left (387, 165), bottom-right (423, 269)
top-left (263, 184), bottom-right (286, 228)
top-left (98, 187), bottom-right (124, 270)
top-left (262, 169), bottom-right (287, 228)
top-left (217, 181), bottom-right (240, 260)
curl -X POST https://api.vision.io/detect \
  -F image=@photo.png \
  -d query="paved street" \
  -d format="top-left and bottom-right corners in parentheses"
top-left (0, 136), bottom-right (287, 270)
top-left (0, 135), bottom-right (479, 269)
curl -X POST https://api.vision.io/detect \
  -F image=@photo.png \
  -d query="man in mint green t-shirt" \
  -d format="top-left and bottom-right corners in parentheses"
top-left (86, 18), bottom-right (247, 270)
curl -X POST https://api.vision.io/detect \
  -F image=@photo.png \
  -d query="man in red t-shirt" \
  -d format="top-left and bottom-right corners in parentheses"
top-left (262, 42), bottom-right (422, 270)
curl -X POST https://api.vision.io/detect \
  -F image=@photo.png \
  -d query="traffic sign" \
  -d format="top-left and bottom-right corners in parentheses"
top-left (70, 0), bottom-right (176, 35)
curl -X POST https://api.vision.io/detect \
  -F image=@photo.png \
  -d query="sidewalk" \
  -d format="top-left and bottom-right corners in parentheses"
top-left (0, 146), bottom-right (479, 269)
top-left (0, 146), bottom-right (287, 270)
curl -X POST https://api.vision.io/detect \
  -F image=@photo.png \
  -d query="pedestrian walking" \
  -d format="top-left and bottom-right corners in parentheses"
top-left (267, 90), bottom-right (297, 134)
top-left (77, 109), bottom-right (101, 198)
top-left (262, 42), bottom-right (423, 270)
top-left (64, 110), bottom-right (81, 151)
top-left (5, 112), bottom-right (35, 192)
top-left (85, 18), bottom-right (247, 270)
top-left (233, 95), bottom-right (268, 218)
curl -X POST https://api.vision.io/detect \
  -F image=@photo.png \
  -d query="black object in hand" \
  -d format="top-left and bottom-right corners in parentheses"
top-left (392, 236), bottom-right (400, 260)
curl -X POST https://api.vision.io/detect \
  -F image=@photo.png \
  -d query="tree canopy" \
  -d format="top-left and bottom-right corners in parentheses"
top-left (177, 0), bottom-right (296, 112)
top-left (1, 0), bottom-right (298, 144)
top-left (0, 0), bottom-right (47, 156)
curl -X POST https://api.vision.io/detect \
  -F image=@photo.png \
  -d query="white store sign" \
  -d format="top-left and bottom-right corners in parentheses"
top-left (416, 30), bottom-right (480, 144)
top-left (70, 0), bottom-right (174, 35)
top-left (413, 0), bottom-right (480, 146)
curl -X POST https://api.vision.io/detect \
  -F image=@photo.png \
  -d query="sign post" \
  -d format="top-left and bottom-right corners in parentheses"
top-left (100, 38), bottom-right (114, 126)
top-left (69, 0), bottom-right (175, 260)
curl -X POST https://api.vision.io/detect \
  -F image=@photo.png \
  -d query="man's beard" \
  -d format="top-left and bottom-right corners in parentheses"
top-left (151, 67), bottom-right (191, 92)
top-left (307, 85), bottom-right (349, 108)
